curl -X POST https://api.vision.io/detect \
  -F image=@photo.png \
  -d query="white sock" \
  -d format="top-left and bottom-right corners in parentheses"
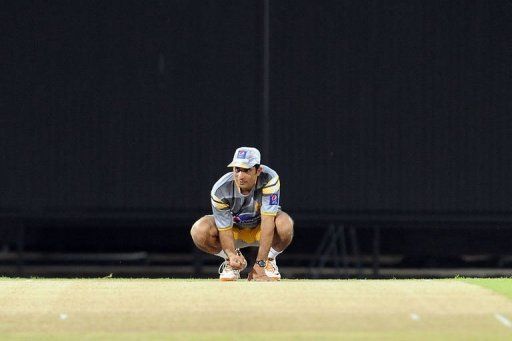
top-left (215, 250), bottom-right (228, 260)
top-left (268, 247), bottom-right (282, 260)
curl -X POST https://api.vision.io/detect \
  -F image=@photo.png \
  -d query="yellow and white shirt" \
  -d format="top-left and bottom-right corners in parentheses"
top-left (210, 165), bottom-right (281, 230)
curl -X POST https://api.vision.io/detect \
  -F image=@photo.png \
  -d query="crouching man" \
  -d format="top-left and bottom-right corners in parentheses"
top-left (190, 147), bottom-right (294, 281)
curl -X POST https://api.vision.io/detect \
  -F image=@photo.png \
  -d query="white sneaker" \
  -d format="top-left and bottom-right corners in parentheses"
top-left (218, 261), bottom-right (240, 281)
top-left (265, 258), bottom-right (281, 280)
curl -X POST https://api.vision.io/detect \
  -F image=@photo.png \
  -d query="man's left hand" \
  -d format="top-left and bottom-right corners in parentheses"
top-left (247, 263), bottom-right (273, 281)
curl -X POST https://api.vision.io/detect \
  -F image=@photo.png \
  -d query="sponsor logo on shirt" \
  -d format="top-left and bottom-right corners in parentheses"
top-left (269, 193), bottom-right (279, 205)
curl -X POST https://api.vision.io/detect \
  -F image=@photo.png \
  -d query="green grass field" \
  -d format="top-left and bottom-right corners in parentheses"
top-left (1, 277), bottom-right (512, 340)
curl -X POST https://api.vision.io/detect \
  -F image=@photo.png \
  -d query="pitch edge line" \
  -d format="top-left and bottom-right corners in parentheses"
top-left (494, 313), bottom-right (512, 328)
top-left (410, 313), bottom-right (420, 321)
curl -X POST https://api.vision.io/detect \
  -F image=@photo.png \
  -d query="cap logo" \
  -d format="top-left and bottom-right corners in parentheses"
top-left (237, 150), bottom-right (247, 159)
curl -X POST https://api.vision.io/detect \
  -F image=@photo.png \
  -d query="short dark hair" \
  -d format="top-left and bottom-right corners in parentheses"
top-left (254, 164), bottom-right (260, 170)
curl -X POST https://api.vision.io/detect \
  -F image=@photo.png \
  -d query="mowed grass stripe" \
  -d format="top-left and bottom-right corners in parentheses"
top-left (1, 278), bottom-right (512, 340)
top-left (461, 277), bottom-right (512, 300)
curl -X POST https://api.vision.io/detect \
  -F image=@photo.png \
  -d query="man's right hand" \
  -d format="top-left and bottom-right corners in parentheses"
top-left (228, 253), bottom-right (247, 270)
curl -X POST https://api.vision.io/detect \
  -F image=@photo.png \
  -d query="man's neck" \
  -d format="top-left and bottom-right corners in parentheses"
top-left (237, 185), bottom-right (254, 196)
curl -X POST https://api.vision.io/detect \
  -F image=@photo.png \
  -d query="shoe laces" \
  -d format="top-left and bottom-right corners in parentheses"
top-left (266, 258), bottom-right (277, 272)
top-left (218, 260), bottom-right (231, 274)
top-left (218, 249), bottom-right (245, 274)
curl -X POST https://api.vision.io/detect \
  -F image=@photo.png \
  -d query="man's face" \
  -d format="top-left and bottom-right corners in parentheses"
top-left (233, 166), bottom-right (261, 193)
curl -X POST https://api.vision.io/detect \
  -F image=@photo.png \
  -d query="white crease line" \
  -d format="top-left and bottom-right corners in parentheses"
top-left (410, 313), bottom-right (420, 321)
top-left (495, 313), bottom-right (512, 328)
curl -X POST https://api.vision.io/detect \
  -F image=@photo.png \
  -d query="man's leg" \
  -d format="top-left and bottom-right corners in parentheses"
top-left (190, 216), bottom-right (244, 281)
top-left (263, 211), bottom-right (294, 280)
top-left (272, 211), bottom-right (294, 252)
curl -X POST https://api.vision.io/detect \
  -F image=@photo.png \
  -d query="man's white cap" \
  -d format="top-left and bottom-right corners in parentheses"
top-left (227, 147), bottom-right (261, 169)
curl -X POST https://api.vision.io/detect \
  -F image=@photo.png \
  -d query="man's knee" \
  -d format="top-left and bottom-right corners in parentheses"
top-left (275, 212), bottom-right (294, 240)
top-left (276, 211), bottom-right (293, 229)
top-left (190, 216), bottom-right (214, 246)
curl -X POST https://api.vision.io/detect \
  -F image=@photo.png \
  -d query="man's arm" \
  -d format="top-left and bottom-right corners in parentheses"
top-left (218, 229), bottom-right (237, 260)
top-left (218, 229), bottom-right (246, 270)
top-left (248, 171), bottom-right (281, 281)
top-left (211, 190), bottom-right (245, 269)
top-left (256, 214), bottom-right (275, 262)
top-left (248, 214), bottom-right (275, 281)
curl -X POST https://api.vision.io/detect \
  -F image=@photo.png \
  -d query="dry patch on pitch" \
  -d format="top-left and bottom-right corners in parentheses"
top-left (0, 278), bottom-right (512, 339)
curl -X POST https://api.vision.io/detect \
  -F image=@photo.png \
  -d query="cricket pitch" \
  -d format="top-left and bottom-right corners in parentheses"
top-left (1, 278), bottom-right (512, 340)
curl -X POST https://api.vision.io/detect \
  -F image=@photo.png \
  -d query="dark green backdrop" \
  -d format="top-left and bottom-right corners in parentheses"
top-left (3, 0), bottom-right (512, 216)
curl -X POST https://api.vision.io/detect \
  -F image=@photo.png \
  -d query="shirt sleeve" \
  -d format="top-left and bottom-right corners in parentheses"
top-left (211, 193), bottom-right (233, 230)
top-left (261, 176), bottom-right (281, 216)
